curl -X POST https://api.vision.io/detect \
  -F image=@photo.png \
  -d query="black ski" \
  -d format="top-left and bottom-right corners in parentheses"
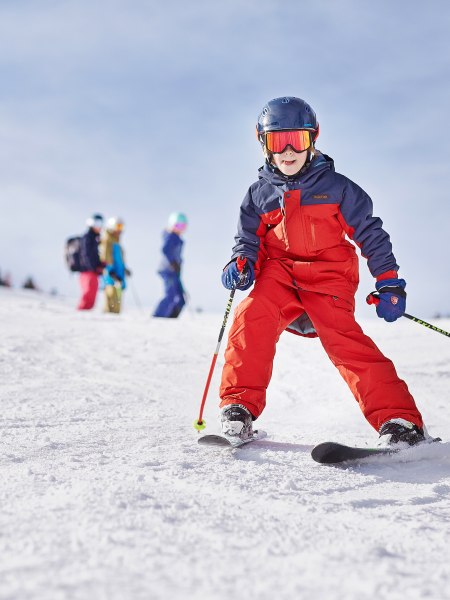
top-left (311, 441), bottom-right (397, 464)
top-left (198, 430), bottom-right (265, 448)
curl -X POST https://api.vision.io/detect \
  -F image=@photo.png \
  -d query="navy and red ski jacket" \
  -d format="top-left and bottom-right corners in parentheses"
top-left (230, 153), bottom-right (398, 300)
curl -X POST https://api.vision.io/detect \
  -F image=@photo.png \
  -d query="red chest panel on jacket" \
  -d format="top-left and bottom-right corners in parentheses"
top-left (264, 189), bottom-right (345, 258)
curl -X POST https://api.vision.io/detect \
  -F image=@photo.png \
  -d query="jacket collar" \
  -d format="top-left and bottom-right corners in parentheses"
top-left (258, 152), bottom-right (335, 186)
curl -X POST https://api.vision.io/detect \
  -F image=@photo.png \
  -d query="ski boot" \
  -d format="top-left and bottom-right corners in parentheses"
top-left (377, 418), bottom-right (426, 447)
top-left (220, 404), bottom-right (254, 443)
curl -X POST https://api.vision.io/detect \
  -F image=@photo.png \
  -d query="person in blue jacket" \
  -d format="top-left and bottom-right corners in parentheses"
top-left (100, 217), bottom-right (130, 313)
top-left (153, 212), bottom-right (187, 318)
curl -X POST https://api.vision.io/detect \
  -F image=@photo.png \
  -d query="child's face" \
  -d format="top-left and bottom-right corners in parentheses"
top-left (271, 147), bottom-right (308, 176)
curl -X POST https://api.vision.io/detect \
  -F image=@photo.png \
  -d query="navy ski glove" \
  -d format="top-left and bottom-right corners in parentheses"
top-left (221, 259), bottom-right (254, 291)
top-left (367, 278), bottom-right (407, 322)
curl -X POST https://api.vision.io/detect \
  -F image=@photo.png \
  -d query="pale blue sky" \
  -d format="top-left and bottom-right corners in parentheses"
top-left (1, 0), bottom-right (449, 317)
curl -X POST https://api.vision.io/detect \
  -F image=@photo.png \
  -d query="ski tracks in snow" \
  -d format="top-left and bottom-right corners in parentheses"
top-left (1, 289), bottom-right (450, 600)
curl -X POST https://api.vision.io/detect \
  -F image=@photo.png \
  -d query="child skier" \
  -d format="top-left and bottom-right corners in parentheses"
top-left (153, 212), bottom-right (187, 319)
top-left (219, 96), bottom-right (430, 448)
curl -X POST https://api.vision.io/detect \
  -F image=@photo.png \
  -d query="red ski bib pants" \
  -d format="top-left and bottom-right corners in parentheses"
top-left (220, 191), bottom-right (423, 431)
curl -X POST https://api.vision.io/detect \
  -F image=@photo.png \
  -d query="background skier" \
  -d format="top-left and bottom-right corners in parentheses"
top-left (100, 217), bottom-right (130, 314)
top-left (153, 212), bottom-right (187, 319)
top-left (218, 96), bottom-right (431, 448)
top-left (78, 214), bottom-right (104, 310)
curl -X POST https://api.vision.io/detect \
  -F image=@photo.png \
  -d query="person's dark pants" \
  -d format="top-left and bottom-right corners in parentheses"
top-left (153, 272), bottom-right (185, 318)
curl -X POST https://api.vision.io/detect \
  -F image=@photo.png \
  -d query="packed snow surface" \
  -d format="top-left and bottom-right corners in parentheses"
top-left (1, 288), bottom-right (450, 600)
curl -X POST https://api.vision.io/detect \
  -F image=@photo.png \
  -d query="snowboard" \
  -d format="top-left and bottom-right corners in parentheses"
top-left (198, 430), bottom-right (266, 448)
top-left (311, 441), bottom-right (397, 464)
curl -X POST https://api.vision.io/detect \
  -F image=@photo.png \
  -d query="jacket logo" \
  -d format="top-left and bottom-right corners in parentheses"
top-left (312, 194), bottom-right (329, 199)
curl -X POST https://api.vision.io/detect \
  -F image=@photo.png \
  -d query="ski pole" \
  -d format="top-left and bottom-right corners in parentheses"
top-left (178, 275), bottom-right (191, 309)
top-left (366, 292), bottom-right (450, 338)
top-left (402, 313), bottom-right (450, 337)
top-left (194, 256), bottom-right (247, 431)
top-left (129, 279), bottom-right (143, 312)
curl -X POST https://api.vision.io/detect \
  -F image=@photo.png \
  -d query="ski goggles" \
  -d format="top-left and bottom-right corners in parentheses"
top-left (263, 129), bottom-right (313, 154)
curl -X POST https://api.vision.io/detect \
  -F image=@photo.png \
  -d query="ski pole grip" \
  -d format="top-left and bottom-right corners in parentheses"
top-left (366, 292), bottom-right (380, 306)
top-left (236, 256), bottom-right (247, 273)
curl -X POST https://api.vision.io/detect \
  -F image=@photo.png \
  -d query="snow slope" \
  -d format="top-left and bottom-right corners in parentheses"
top-left (1, 288), bottom-right (450, 600)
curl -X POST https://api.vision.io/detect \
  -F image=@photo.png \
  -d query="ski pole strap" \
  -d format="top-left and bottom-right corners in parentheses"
top-left (367, 287), bottom-right (406, 304)
top-left (375, 285), bottom-right (407, 298)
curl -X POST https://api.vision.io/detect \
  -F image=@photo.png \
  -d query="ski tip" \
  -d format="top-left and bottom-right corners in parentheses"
top-left (198, 434), bottom-right (233, 447)
top-left (311, 442), bottom-right (342, 464)
top-left (311, 441), bottom-right (396, 464)
top-left (197, 430), bottom-right (267, 448)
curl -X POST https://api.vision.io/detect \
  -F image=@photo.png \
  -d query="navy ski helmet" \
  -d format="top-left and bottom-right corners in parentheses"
top-left (256, 97), bottom-right (319, 151)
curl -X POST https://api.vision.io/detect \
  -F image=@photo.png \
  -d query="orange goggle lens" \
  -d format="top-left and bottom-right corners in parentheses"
top-left (265, 130), bottom-right (312, 154)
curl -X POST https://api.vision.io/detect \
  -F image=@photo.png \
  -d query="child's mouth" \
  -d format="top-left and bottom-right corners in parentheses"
top-left (283, 160), bottom-right (296, 166)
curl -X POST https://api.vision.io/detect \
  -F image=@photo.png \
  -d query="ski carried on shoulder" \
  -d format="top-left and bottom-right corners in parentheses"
top-left (311, 441), bottom-right (397, 464)
top-left (198, 430), bottom-right (266, 448)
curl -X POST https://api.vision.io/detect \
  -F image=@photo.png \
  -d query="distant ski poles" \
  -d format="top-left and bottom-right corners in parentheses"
top-left (367, 292), bottom-right (450, 338)
top-left (177, 274), bottom-right (194, 316)
top-left (194, 257), bottom-right (247, 431)
top-left (129, 279), bottom-right (143, 310)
